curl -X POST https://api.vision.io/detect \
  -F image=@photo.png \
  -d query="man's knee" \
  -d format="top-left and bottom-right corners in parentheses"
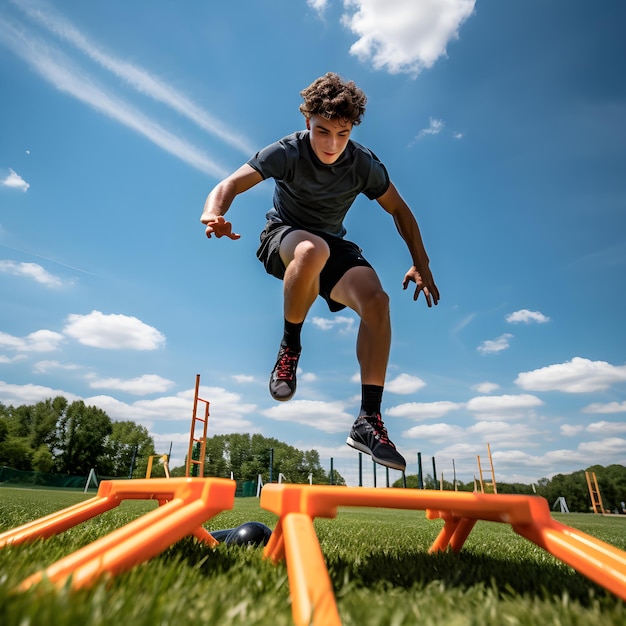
top-left (284, 236), bottom-right (330, 273)
top-left (365, 288), bottom-right (390, 318)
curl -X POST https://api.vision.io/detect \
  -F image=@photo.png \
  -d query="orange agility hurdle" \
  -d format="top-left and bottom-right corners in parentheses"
top-left (260, 484), bottom-right (626, 626)
top-left (0, 477), bottom-right (235, 591)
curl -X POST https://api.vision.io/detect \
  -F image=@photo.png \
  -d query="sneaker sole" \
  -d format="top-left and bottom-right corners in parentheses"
top-left (269, 390), bottom-right (295, 402)
top-left (346, 437), bottom-right (406, 472)
top-left (269, 383), bottom-right (295, 402)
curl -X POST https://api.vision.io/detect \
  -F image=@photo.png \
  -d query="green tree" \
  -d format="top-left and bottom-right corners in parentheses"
top-left (100, 421), bottom-right (156, 477)
top-left (56, 401), bottom-right (112, 475)
top-left (0, 414), bottom-right (8, 444)
top-left (0, 436), bottom-right (32, 470)
top-left (30, 397), bottom-right (66, 451)
top-left (536, 470), bottom-right (590, 512)
top-left (185, 432), bottom-right (338, 485)
top-left (31, 444), bottom-right (55, 473)
top-left (0, 398), bottom-right (65, 470)
top-left (5, 404), bottom-right (32, 439)
top-left (203, 434), bottom-right (229, 478)
top-left (495, 482), bottom-right (535, 495)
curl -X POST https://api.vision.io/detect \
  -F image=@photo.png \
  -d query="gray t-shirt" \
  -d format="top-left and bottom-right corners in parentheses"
top-left (247, 130), bottom-right (390, 237)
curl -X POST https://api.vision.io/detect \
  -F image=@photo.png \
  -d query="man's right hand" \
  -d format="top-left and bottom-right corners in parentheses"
top-left (203, 215), bottom-right (240, 240)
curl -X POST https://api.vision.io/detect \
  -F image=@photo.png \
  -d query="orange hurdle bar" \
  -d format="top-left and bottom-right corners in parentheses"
top-left (0, 477), bottom-right (235, 590)
top-left (260, 484), bottom-right (626, 626)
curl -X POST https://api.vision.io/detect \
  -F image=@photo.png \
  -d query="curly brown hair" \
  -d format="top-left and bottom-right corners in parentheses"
top-left (299, 72), bottom-right (367, 126)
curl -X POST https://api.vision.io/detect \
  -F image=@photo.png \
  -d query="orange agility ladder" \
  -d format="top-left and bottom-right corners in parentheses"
top-left (186, 374), bottom-right (210, 477)
top-left (260, 484), bottom-right (626, 626)
top-left (585, 470), bottom-right (605, 514)
top-left (0, 477), bottom-right (235, 591)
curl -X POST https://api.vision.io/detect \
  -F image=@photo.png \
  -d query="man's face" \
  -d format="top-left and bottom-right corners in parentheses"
top-left (306, 115), bottom-right (353, 165)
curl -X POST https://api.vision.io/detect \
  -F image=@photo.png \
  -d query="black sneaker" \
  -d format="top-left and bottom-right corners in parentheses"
top-left (346, 412), bottom-right (406, 471)
top-left (269, 345), bottom-right (300, 401)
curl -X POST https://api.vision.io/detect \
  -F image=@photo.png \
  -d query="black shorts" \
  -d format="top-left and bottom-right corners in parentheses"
top-left (256, 220), bottom-right (373, 312)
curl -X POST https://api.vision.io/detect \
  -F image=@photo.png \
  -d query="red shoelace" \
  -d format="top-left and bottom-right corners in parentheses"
top-left (276, 349), bottom-right (299, 380)
top-left (366, 413), bottom-right (395, 447)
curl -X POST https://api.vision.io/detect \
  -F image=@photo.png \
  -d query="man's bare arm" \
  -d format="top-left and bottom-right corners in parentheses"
top-left (201, 164), bottom-right (264, 239)
top-left (376, 182), bottom-right (440, 307)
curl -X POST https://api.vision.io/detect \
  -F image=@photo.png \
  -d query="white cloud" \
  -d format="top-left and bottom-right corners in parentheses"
top-left (560, 424), bottom-right (584, 437)
top-left (1, 168), bottom-right (29, 191)
top-left (506, 309), bottom-right (550, 324)
top-left (86, 374), bottom-right (175, 395)
top-left (0, 329), bottom-right (64, 352)
top-left (63, 310), bottom-right (165, 350)
top-left (465, 394), bottom-right (544, 420)
top-left (0, 332), bottom-right (26, 351)
top-left (477, 333), bottom-right (513, 355)
top-left (403, 422), bottom-right (464, 441)
top-left (468, 420), bottom-right (518, 437)
top-left (515, 357), bottom-right (626, 393)
top-left (467, 420), bottom-right (544, 448)
top-left (86, 385), bottom-right (256, 424)
top-left (577, 437), bottom-right (626, 458)
top-left (586, 421), bottom-right (626, 436)
top-left (84, 385), bottom-right (259, 467)
top-left (311, 315), bottom-right (355, 333)
top-left (232, 374), bottom-right (256, 383)
top-left (262, 399), bottom-right (353, 433)
top-left (33, 359), bottom-right (82, 374)
top-left (386, 373), bottom-right (426, 394)
top-left (387, 400), bottom-right (462, 419)
top-left (341, 0), bottom-right (476, 76)
top-left (0, 354), bottom-right (26, 364)
top-left (0, 260), bottom-right (64, 287)
top-left (582, 400), bottom-right (626, 414)
top-left (540, 447), bottom-right (588, 469)
top-left (473, 381), bottom-right (499, 394)
top-left (307, 0), bottom-right (330, 13)
top-left (0, 380), bottom-right (79, 405)
top-left (414, 117), bottom-right (444, 141)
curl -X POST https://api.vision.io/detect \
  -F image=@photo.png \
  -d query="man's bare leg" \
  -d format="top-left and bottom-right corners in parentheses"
top-left (269, 231), bottom-right (330, 401)
top-left (280, 230), bottom-right (330, 324)
top-left (330, 265), bottom-right (391, 386)
top-left (331, 266), bottom-right (406, 471)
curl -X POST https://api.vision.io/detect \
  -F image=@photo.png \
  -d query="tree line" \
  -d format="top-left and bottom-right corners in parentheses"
top-left (1, 397), bottom-right (623, 509)
top-left (0, 397), bottom-right (155, 477)
top-left (177, 432), bottom-right (342, 486)
top-left (0, 397), bottom-right (339, 484)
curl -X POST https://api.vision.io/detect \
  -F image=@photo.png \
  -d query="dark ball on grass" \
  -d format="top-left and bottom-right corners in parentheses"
top-left (224, 522), bottom-right (272, 547)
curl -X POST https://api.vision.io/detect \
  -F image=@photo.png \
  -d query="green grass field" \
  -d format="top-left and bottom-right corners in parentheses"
top-left (0, 487), bottom-right (624, 625)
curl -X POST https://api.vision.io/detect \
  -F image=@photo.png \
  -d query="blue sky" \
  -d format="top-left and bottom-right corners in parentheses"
top-left (1, 0), bottom-right (625, 488)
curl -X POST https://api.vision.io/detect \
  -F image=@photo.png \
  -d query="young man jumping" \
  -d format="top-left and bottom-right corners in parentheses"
top-left (201, 72), bottom-right (439, 472)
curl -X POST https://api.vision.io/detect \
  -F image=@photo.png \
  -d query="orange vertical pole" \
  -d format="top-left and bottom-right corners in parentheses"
top-left (476, 455), bottom-right (485, 493)
top-left (487, 443), bottom-right (497, 494)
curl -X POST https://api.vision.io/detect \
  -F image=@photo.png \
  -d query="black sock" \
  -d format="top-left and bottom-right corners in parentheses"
top-left (361, 384), bottom-right (383, 416)
top-left (282, 319), bottom-right (303, 352)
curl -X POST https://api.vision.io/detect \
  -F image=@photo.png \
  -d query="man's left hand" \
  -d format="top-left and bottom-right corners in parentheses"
top-left (402, 266), bottom-right (440, 307)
